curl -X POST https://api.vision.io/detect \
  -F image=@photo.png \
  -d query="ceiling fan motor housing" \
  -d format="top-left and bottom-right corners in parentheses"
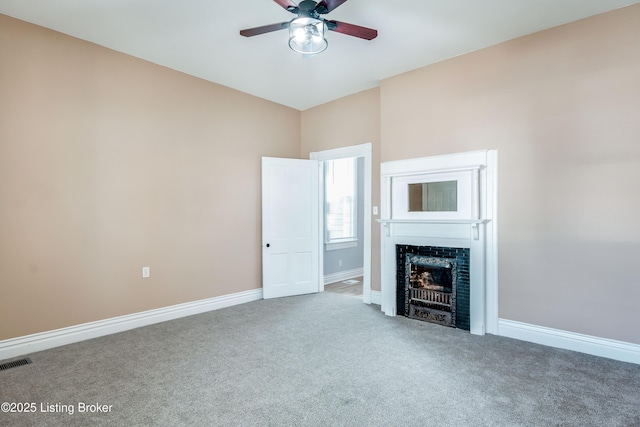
top-left (299, 0), bottom-right (325, 17)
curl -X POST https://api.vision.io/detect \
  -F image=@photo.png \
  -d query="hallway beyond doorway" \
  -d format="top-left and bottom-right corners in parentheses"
top-left (324, 277), bottom-right (363, 299)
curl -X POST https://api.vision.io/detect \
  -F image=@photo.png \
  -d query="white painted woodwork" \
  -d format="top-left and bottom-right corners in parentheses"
top-left (262, 157), bottom-right (319, 299)
top-left (391, 169), bottom-right (478, 220)
top-left (310, 143), bottom-right (373, 304)
top-left (0, 289), bottom-right (263, 361)
top-left (379, 150), bottom-right (498, 335)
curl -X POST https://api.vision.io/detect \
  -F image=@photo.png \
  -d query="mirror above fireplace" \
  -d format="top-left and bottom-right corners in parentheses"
top-left (408, 181), bottom-right (458, 212)
top-left (389, 168), bottom-right (478, 221)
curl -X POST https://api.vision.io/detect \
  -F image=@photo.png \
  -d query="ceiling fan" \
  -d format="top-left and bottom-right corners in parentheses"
top-left (240, 0), bottom-right (378, 55)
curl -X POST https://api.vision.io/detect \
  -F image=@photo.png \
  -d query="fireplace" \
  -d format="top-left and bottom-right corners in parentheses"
top-left (379, 150), bottom-right (497, 335)
top-left (396, 245), bottom-right (470, 330)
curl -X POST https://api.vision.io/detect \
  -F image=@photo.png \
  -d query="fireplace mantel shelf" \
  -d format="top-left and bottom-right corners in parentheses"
top-left (377, 218), bottom-right (489, 240)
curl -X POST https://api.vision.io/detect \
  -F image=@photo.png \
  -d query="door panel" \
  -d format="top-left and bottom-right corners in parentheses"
top-left (262, 157), bottom-right (319, 299)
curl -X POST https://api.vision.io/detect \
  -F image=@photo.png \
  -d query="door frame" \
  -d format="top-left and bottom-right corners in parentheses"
top-left (310, 143), bottom-right (373, 304)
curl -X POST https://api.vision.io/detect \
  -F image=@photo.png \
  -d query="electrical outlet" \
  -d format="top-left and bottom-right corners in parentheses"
top-left (142, 266), bottom-right (150, 278)
top-left (338, 260), bottom-right (342, 267)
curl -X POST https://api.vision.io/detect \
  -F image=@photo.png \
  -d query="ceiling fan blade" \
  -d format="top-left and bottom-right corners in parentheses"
top-left (315, 0), bottom-right (348, 14)
top-left (273, 0), bottom-right (298, 12)
top-left (327, 20), bottom-right (378, 40)
top-left (240, 22), bottom-right (290, 37)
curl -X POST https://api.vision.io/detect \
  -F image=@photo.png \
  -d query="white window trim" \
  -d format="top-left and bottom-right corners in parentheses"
top-left (325, 240), bottom-right (359, 251)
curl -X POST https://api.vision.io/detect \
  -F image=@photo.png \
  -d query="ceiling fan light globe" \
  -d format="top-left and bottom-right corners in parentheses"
top-left (288, 17), bottom-right (328, 55)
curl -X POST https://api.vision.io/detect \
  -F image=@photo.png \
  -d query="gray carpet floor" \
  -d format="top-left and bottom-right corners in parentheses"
top-left (1, 292), bottom-right (639, 426)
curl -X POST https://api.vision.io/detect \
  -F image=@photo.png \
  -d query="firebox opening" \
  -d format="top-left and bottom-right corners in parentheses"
top-left (403, 253), bottom-right (458, 328)
top-left (396, 245), bottom-right (471, 331)
top-left (409, 264), bottom-right (453, 313)
top-left (407, 261), bottom-right (456, 327)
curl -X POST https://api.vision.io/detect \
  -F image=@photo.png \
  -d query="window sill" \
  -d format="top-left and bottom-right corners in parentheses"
top-left (325, 240), bottom-right (358, 251)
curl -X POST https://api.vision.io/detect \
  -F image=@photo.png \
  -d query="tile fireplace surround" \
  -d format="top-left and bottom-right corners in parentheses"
top-left (378, 150), bottom-right (498, 335)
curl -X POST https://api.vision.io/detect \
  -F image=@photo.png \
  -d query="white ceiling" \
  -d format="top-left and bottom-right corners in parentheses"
top-left (1, 0), bottom-right (638, 110)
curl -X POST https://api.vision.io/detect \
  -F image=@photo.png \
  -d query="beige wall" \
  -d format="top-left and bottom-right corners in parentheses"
top-left (381, 6), bottom-right (640, 343)
top-left (2, 5), bottom-right (639, 346)
top-left (0, 15), bottom-right (301, 340)
top-left (300, 88), bottom-right (381, 293)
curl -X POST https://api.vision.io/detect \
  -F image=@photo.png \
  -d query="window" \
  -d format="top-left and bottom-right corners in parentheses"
top-left (324, 157), bottom-right (357, 247)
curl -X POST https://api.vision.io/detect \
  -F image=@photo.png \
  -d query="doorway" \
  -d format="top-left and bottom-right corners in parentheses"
top-left (310, 143), bottom-right (372, 304)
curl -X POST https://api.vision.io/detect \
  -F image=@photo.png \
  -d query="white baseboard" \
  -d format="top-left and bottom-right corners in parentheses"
top-left (370, 290), bottom-right (382, 306)
top-left (0, 288), bottom-right (263, 361)
top-left (323, 267), bottom-right (364, 285)
top-left (499, 319), bottom-right (640, 365)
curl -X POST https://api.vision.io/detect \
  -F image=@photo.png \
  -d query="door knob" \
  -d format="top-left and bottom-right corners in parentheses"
top-left (266, 243), bottom-right (270, 248)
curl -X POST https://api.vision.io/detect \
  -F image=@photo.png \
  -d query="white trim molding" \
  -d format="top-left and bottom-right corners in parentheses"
top-left (310, 142), bottom-right (372, 305)
top-left (379, 149), bottom-right (498, 336)
top-left (370, 290), bottom-right (382, 306)
top-left (0, 289), bottom-right (263, 361)
top-left (499, 319), bottom-right (640, 365)
top-left (323, 268), bottom-right (364, 286)
top-left (325, 240), bottom-right (358, 251)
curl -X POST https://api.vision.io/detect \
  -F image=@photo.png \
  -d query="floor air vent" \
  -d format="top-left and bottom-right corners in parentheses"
top-left (0, 357), bottom-right (32, 371)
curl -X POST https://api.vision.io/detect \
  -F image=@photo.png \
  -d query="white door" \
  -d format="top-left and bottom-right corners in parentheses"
top-left (262, 157), bottom-right (319, 299)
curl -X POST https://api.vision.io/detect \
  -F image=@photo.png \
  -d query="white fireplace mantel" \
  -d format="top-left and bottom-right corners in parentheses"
top-left (377, 219), bottom-right (490, 240)
top-left (379, 150), bottom-right (498, 336)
